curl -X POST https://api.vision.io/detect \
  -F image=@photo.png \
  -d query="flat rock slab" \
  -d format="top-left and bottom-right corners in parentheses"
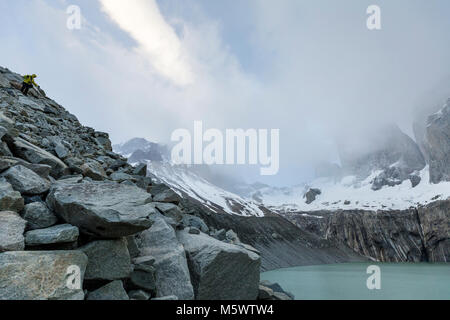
top-left (177, 230), bottom-right (261, 300)
top-left (11, 138), bottom-right (68, 178)
top-left (87, 280), bottom-right (129, 300)
top-left (0, 251), bottom-right (87, 300)
top-left (0, 180), bottom-right (24, 212)
top-left (80, 239), bottom-right (132, 281)
top-left (0, 211), bottom-right (26, 252)
top-left (25, 224), bottom-right (79, 246)
top-left (136, 213), bottom-right (194, 300)
top-left (1, 165), bottom-right (50, 195)
top-left (46, 182), bottom-right (156, 237)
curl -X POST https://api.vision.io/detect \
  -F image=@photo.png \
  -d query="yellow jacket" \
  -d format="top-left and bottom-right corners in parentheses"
top-left (23, 74), bottom-right (38, 86)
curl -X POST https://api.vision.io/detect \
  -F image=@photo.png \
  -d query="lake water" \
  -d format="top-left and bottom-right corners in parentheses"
top-left (261, 263), bottom-right (450, 300)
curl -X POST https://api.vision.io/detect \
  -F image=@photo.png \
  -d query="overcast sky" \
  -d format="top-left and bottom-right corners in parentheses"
top-left (1, 0), bottom-right (450, 186)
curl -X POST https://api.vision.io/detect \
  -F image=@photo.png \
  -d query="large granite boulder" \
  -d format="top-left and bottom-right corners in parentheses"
top-left (10, 137), bottom-right (68, 178)
top-left (0, 180), bottom-right (24, 212)
top-left (0, 211), bottom-right (27, 252)
top-left (80, 239), bottom-right (132, 281)
top-left (136, 213), bottom-right (194, 300)
top-left (0, 251), bottom-right (87, 300)
top-left (177, 230), bottom-right (261, 300)
top-left (1, 165), bottom-right (50, 195)
top-left (46, 182), bottom-right (156, 237)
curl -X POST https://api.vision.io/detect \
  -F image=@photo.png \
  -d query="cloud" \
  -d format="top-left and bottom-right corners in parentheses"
top-left (98, 0), bottom-right (194, 86)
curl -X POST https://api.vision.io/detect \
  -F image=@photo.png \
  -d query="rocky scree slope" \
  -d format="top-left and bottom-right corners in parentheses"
top-left (0, 65), bottom-right (284, 300)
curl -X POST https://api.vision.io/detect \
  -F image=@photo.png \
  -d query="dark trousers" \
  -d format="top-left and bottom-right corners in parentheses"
top-left (21, 82), bottom-right (33, 96)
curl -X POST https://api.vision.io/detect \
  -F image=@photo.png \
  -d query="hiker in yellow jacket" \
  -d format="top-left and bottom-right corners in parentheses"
top-left (21, 74), bottom-right (38, 96)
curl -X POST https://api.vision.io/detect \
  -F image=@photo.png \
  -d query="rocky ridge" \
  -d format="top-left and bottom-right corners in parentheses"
top-left (0, 66), bottom-right (276, 300)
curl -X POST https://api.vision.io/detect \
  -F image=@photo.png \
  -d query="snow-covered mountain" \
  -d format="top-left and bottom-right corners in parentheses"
top-left (113, 139), bottom-right (265, 217)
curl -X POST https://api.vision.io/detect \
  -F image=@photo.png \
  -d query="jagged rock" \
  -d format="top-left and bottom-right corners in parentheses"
top-left (80, 161), bottom-right (107, 181)
top-left (46, 182), bottom-right (156, 237)
top-left (133, 255), bottom-right (155, 266)
top-left (258, 285), bottom-right (274, 300)
top-left (177, 230), bottom-right (261, 300)
top-left (226, 230), bottom-right (240, 243)
top-left (260, 280), bottom-right (295, 299)
top-left (80, 239), bottom-right (133, 281)
top-left (128, 290), bottom-right (151, 300)
top-left (133, 163), bottom-right (147, 177)
top-left (10, 137), bottom-right (68, 178)
top-left (87, 280), bottom-right (129, 301)
top-left (129, 263), bottom-right (157, 293)
top-left (0, 180), bottom-right (24, 212)
top-left (136, 213), bottom-right (194, 300)
top-left (110, 171), bottom-right (134, 182)
top-left (304, 188), bottom-right (321, 204)
top-left (189, 227), bottom-right (201, 235)
top-left (155, 202), bottom-right (183, 222)
top-left (25, 224), bottom-right (79, 246)
top-left (409, 174), bottom-right (421, 188)
top-left (181, 214), bottom-right (209, 233)
top-left (211, 229), bottom-right (227, 241)
top-left (152, 188), bottom-right (181, 205)
top-left (0, 251), bottom-right (87, 300)
top-left (0, 211), bottom-right (27, 252)
top-left (424, 100), bottom-right (450, 183)
top-left (418, 200), bottom-right (450, 262)
top-left (126, 235), bottom-right (140, 258)
top-left (22, 202), bottom-right (57, 230)
top-left (1, 165), bottom-right (50, 195)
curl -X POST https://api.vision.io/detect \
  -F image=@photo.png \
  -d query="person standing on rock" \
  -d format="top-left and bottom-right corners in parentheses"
top-left (21, 74), bottom-right (38, 96)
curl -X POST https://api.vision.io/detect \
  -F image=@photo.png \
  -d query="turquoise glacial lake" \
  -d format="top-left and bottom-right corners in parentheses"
top-left (261, 263), bottom-right (450, 300)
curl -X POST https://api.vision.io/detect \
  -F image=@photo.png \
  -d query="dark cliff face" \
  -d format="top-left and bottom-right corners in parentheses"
top-left (285, 199), bottom-right (450, 263)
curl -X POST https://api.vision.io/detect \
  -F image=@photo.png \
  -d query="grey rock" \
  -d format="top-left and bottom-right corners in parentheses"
top-left (189, 227), bottom-right (201, 235)
top-left (22, 202), bottom-right (57, 230)
top-left (25, 224), bottom-right (79, 246)
top-left (0, 211), bottom-right (26, 252)
top-left (211, 229), bottom-right (226, 241)
top-left (10, 137), bottom-right (68, 178)
top-left (87, 280), bottom-right (129, 301)
top-left (424, 101), bottom-right (450, 183)
top-left (46, 182), bottom-right (156, 237)
top-left (110, 171), bottom-right (134, 182)
top-left (133, 163), bottom-right (147, 177)
top-left (155, 202), bottom-right (183, 222)
top-left (1, 165), bottom-right (50, 195)
top-left (177, 230), bottom-right (261, 300)
top-left (136, 213), bottom-right (194, 300)
top-left (80, 238), bottom-right (132, 281)
top-left (129, 264), bottom-right (156, 293)
top-left (304, 188), bottom-right (321, 204)
top-left (126, 235), bottom-right (140, 258)
top-left (132, 255), bottom-right (155, 266)
top-left (0, 180), bottom-right (24, 212)
top-left (152, 188), bottom-right (181, 205)
top-left (418, 200), bottom-right (450, 262)
top-left (258, 285), bottom-right (274, 300)
top-left (409, 174), bottom-right (421, 188)
top-left (0, 250), bottom-right (87, 300)
top-left (80, 161), bottom-right (107, 181)
top-left (128, 290), bottom-right (151, 300)
top-left (226, 229), bottom-right (240, 243)
top-left (181, 214), bottom-right (209, 233)
top-left (260, 280), bottom-right (295, 299)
